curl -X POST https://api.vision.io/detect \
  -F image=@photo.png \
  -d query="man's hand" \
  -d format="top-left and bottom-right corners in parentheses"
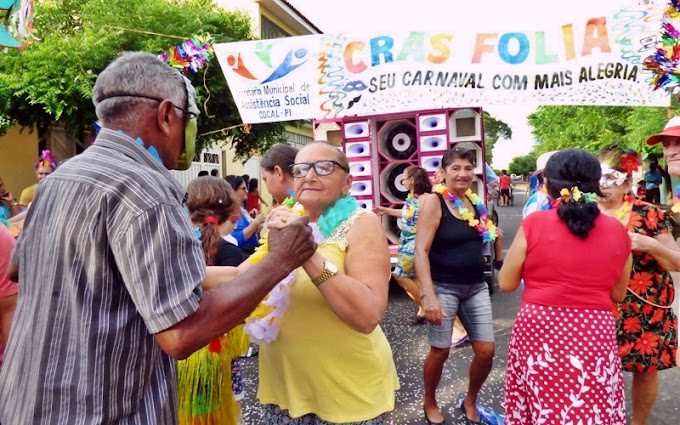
top-left (268, 216), bottom-right (317, 269)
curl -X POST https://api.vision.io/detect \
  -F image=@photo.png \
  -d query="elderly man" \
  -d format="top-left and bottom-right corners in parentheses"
top-left (0, 52), bottom-right (316, 424)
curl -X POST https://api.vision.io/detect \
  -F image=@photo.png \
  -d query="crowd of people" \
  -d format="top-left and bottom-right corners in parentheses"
top-left (1, 51), bottom-right (680, 425)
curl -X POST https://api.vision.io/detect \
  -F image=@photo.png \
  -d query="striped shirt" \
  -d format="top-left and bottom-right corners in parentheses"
top-left (0, 129), bottom-right (206, 424)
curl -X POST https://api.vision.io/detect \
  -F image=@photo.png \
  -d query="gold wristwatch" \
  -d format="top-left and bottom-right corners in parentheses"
top-left (312, 259), bottom-right (338, 287)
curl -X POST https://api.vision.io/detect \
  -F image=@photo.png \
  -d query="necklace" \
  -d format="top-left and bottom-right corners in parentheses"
top-left (244, 195), bottom-right (358, 344)
top-left (672, 185), bottom-right (680, 214)
top-left (403, 192), bottom-right (417, 225)
top-left (613, 195), bottom-right (634, 221)
top-left (439, 187), bottom-right (497, 242)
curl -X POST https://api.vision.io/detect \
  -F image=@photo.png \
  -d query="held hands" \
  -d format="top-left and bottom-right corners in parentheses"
top-left (266, 206), bottom-right (302, 230)
top-left (422, 292), bottom-right (448, 326)
top-left (267, 215), bottom-right (317, 269)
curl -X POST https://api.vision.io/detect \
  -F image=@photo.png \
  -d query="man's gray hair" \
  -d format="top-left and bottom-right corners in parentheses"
top-left (93, 52), bottom-right (187, 126)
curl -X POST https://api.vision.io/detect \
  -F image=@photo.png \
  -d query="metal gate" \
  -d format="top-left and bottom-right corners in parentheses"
top-left (169, 148), bottom-right (222, 188)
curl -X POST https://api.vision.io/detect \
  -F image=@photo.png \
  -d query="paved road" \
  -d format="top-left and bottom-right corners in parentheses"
top-left (241, 189), bottom-right (680, 424)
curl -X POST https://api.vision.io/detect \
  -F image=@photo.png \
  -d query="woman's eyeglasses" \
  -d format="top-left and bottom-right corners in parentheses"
top-left (290, 160), bottom-right (349, 178)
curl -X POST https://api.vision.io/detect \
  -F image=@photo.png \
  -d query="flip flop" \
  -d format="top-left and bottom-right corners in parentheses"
top-left (460, 403), bottom-right (483, 425)
top-left (451, 335), bottom-right (470, 348)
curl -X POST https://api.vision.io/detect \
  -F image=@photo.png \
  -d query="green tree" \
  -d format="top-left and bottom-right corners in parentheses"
top-left (0, 0), bottom-right (290, 160)
top-left (508, 152), bottom-right (538, 176)
top-left (483, 110), bottom-right (512, 164)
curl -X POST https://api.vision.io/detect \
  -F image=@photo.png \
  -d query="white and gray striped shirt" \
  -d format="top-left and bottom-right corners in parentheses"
top-left (0, 129), bottom-right (206, 424)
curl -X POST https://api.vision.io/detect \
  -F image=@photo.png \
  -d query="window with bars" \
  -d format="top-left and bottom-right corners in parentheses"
top-left (285, 131), bottom-right (312, 149)
top-left (260, 15), bottom-right (290, 39)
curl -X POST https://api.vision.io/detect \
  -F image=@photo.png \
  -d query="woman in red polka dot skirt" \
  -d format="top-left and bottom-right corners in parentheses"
top-left (596, 146), bottom-right (679, 425)
top-left (499, 149), bottom-right (632, 424)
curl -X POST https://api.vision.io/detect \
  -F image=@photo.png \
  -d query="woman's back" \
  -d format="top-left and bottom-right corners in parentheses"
top-left (521, 209), bottom-right (631, 310)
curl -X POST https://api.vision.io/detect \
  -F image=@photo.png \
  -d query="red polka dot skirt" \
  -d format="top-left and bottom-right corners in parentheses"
top-left (504, 303), bottom-right (626, 424)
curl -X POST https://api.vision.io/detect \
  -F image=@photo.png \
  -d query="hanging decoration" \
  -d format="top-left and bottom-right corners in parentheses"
top-left (0, 0), bottom-right (38, 49)
top-left (159, 34), bottom-right (214, 75)
top-left (644, 0), bottom-right (680, 97)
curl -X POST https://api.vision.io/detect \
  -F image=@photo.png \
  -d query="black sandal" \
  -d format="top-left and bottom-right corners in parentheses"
top-left (423, 408), bottom-right (448, 425)
top-left (460, 403), bottom-right (483, 425)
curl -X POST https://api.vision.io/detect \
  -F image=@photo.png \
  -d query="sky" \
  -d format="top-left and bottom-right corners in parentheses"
top-left (286, 0), bottom-right (647, 168)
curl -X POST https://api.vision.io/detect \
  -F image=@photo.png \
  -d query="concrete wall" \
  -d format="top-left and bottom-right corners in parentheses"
top-left (0, 125), bottom-right (39, 196)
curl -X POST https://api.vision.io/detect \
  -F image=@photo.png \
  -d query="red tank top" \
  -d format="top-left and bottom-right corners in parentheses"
top-left (521, 209), bottom-right (631, 310)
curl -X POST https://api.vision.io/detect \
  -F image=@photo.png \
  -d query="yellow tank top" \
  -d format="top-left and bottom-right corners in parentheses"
top-left (257, 210), bottom-right (400, 422)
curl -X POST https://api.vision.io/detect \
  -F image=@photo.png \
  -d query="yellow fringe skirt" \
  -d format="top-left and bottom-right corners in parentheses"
top-left (177, 325), bottom-right (250, 425)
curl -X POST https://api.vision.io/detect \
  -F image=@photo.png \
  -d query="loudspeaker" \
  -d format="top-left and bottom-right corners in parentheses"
top-left (314, 121), bottom-right (342, 145)
top-left (344, 121), bottom-right (370, 139)
top-left (383, 215), bottom-right (401, 245)
top-left (349, 160), bottom-right (372, 177)
top-left (420, 135), bottom-right (447, 153)
top-left (345, 141), bottom-right (371, 158)
top-left (350, 180), bottom-right (373, 197)
top-left (419, 113), bottom-right (447, 132)
top-left (420, 155), bottom-right (443, 173)
top-left (379, 162), bottom-right (412, 202)
top-left (378, 120), bottom-right (417, 160)
top-left (450, 109), bottom-right (481, 142)
top-left (356, 198), bottom-right (374, 210)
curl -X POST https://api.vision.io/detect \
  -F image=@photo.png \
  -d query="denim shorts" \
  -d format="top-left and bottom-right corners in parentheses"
top-left (426, 281), bottom-right (494, 348)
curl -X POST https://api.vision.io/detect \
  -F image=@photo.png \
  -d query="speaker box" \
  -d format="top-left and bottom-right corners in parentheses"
top-left (450, 109), bottom-right (482, 142)
top-left (378, 119), bottom-right (417, 161)
top-left (345, 141), bottom-right (371, 158)
top-left (350, 180), bottom-right (373, 197)
top-left (344, 121), bottom-right (370, 139)
top-left (314, 121), bottom-right (343, 145)
top-left (355, 198), bottom-right (374, 210)
top-left (420, 155), bottom-right (443, 173)
top-left (383, 215), bottom-right (401, 245)
top-left (418, 113), bottom-right (447, 132)
top-left (349, 160), bottom-right (372, 177)
top-left (419, 134), bottom-right (448, 153)
top-left (379, 162), bottom-right (413, 203)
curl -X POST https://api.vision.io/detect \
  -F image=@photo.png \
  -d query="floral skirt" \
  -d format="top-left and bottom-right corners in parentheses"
top-left (504, 303), bottom-right (626, 425)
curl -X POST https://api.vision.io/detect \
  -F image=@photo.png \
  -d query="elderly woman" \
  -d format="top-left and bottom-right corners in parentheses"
top-left (374, 165), bottom-right (432, 324)
top-left (415, 147), bottom-right (504, 425)
top-left (261, 143), bottom-right (298, 206)
top-left (499, 148), bottom-right (632, 424)
top-left (258, 141), bottom-right (399, 424)
top-left (596, 146), bottom-right (680, 425)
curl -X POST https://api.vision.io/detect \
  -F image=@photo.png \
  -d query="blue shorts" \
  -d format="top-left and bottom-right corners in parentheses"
top-left (426, 282), bottom-right (494, 348)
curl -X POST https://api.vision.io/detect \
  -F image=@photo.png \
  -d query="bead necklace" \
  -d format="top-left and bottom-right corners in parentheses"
top-left (438, 186), bottom-right (497, 242)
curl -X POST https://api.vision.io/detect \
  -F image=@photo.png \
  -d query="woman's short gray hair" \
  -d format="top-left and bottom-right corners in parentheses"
top-left (92, 52), bottom-right (187, 125)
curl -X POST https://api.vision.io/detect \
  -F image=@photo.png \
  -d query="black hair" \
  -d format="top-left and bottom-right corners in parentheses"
top-left (210, 169), bottom-right (219, 177)
top-left (197, 170), bottom-right (209, 177)
top-left (248, 178), bottom-right (259, 193)
top-left (543, 148), bottom-right (603, 239)
top-left (225, 175), bottom-right (245, 191)
top-left (441, 147), bottom-right (477, 170)
top-left (262, 144), bottom-right (299, 176)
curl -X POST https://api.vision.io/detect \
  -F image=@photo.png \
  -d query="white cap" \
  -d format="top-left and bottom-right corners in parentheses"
top-left (536, 151), bottom-right (557, 173)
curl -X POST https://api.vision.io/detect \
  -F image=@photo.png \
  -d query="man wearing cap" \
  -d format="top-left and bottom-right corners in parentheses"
top-left (647, 117), bottom-right (680, 368)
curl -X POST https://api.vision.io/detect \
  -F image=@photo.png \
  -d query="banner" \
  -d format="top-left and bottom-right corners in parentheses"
top-left (214, 3), bottom-right (670, 124)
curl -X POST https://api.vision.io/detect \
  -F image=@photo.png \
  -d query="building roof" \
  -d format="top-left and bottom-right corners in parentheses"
top-left (279, 0), bottom-right (322, 33)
